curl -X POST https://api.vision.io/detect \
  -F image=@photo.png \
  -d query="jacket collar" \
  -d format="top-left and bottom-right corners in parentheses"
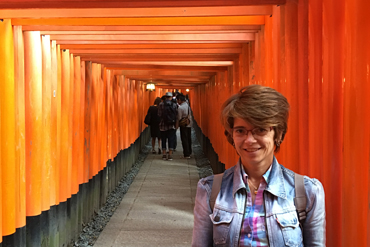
top-left (233, 157), bottom-right (287, 199)
top-left (265, 157), bottom-right (287, 199)
top-left (232, 159), bottom-right (246, 197)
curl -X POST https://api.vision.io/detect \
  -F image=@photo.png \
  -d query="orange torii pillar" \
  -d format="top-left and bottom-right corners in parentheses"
top-left (13, 25), bottom-right (26, 244)
top-left (0, 18), bottom-right (16, 242)
top-left (23, 30), bottom-right (43, 245)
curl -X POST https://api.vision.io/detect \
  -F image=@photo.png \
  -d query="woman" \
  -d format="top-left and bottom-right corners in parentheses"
top-left (192, 85), bottom-right (325, 246)
top-left (147, 97), bottom-right (162, 154)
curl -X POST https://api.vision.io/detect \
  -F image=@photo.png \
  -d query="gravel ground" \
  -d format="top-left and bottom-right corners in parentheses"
top-left (73, 128), bottom-right (213, 247)
top-left (73, 144), bottom-right (151, 247)
top-left (191, 129), bottom-right (214, 179)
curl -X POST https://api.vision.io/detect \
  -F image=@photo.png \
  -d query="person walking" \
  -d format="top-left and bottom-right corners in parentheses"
top-left (145, 97), bottom-right (162, 154)
top-left (192, 85), bottom-right (326, 246)
top-left (158, 92), bottom-right (178, 161)
top-left (176, 93), bottom-right (192, 158)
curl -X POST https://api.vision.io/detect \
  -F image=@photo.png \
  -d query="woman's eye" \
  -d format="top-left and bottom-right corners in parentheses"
top-left (234, 128), bottom-right (244, 134)
top-left (255, 128), bottom-right (267, 135)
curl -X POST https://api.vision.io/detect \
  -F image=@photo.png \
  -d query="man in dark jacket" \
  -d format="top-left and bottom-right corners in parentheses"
top-left (158, 92), bottom-right (178, 161)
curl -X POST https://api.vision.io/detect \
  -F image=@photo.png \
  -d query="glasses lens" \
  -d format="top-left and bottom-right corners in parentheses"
top-left (232, 127), bottom-right (270, 137)
top-left (252, 128), bottom-right (269, 136)
top-left (233, 128), bottom-right (245, 138)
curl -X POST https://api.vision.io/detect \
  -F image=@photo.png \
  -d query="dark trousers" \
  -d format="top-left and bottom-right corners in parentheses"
top-left (180, 127), bottom-right (192, 157)
top-left (161, 128), bottom-right (176, 151)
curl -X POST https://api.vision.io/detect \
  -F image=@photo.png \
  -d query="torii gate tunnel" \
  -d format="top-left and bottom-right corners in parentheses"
top-left (0, 0), bottom-right (370, 246)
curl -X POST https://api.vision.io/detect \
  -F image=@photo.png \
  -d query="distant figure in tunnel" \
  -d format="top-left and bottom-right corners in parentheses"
top-left (192, 85), bottom-right (326, 246)
top-left (176, 93), bottom-right (192, 159)
top-left (146, 97), bottom-right (162, 154)
top-left (158, 92), bottom-right (178, 161)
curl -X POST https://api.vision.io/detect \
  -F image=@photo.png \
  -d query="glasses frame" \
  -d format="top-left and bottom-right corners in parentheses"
top-left (232, 126), bottom-right (273, 138)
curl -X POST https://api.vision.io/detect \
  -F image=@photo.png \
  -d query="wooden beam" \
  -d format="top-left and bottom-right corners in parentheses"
top-left (22, 25), bottom-right (261, 31)
top-left (0, 6), bottom-right (273, 18)
top-left (59, 43), bottom-right (243, 49)
top-left (0, 0), bottom-right (286, 9)
top-left (68, 48), bottom-right (242, 54)
top-left (112, 70), bottom-right (216, 76)
top-left (11, 16), bottom-right (265, 26)
top-left (76, 54), bottom-right (238, 61)
top-left (56, 40), bottom-right (250, 44)
top-left (41, 30), bottom-right (258, 35)
top-left (50, 33), bottom-right (254, 42)
top-left (106, 64), bottom-right (228, 72)
top-left (89, 61), bottom-right (234, 66)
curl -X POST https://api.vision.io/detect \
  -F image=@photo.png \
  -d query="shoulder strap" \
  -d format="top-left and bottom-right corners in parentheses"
top-left (294, 173), bottom-right (307, 223)
top-left (210, 173), bottom-right (223, 212)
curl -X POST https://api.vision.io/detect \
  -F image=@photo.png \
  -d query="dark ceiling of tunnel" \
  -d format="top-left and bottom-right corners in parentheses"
top-left (1, 0), bottom-right (285, 89)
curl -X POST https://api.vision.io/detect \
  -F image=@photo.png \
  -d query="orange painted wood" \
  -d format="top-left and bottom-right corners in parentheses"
top-left (59, 49), bottom-right (71, 202)
top-left (79, 61), bottom-right (86, 183)
top-left (322, 0), bottom-right (345, 245)
top-left (56, 44), bottom-right (62, 204)
top-left (23, 25), bottom-right (261, 32)
top-left (100, 67), bottom-right (108, 168)
top-left (90, 63), bottom-right (99, 177)
top-left (60, 44), bottom-right (243, 49)
top-left (123, 77), bottom-right (129, 149)
top-left (296, 0), bottom-right (309, 176)
top-left (94, 64), bottom-right (101, 171)
top-left (0, 0), bottom-right (286, 9)
top-left (41, 34), bottom-right (52, 211)
top-left (48, 33), bottom-right (255, 42)
top-left (66, 48), bottom-right (243, 54)
top-left (0, 74), bottom-right (1, 242)
top-left (68, 53), bottom-right (74, 196)
top-left (283, 0), bottom-right (300, 172)
top-left (56, 40), bottom-right (246, 45)
top-left (72, 55), bottom-right (81, 194)
top-left (106, 70), bottom-right (113, 160)
top-left (0, 6), bottom-right (272, 18)
top-left (133, 81), bottom-right (139, 144)
top-left (84, 61), bottom-right (92, 181)
top-left (100, 65), bottom-right (106, 164)
top-left (307, 0), bottom-right (323, 182)
top-left (24, 31), bottom-right (42, 216)
top-left (50, 40), bottom-right (59, 205)
top-left (118, 76), bottom-right (124, 151)
top-left (0, 18), bottom-right (16, 236)
top-left (343, 1), bottom-right (370, 246)
top-left (108, 65), bottom-right (227, 72)
top-left (13, 25), bottom-right (26, 229)
top-left (264, 16), bottom-right (273, 88)
top-left (44, 30), bottom-right (257, 36)
top-left (11, 16), bottom-right (265, 26)
top-left (112, 75), bottom-right (118, 154)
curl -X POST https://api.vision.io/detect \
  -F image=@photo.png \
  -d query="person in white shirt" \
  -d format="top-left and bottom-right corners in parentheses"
top-left (176, 94), bottom-right (192, 158)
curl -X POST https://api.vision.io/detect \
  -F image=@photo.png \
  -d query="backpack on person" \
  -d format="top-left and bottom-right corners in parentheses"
top-left (162, 100), bottom-right (177, 125)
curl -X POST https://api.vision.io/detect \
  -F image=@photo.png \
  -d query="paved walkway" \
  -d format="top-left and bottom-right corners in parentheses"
top-left (94, 131), bottom-right (200, 247)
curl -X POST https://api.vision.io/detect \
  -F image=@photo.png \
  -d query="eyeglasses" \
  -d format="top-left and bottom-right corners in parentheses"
top-left (232, 127), bottom-right (272, 138)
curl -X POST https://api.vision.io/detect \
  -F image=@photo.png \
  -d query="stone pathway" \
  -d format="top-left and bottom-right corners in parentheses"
top-left (94, 130), bottom-right (201, 247)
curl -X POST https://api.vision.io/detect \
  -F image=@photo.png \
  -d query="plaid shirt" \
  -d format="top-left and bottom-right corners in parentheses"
top-left (239, 164), bottom-right (272, 247)
top-left (157, 99), bottom-right (177, 131)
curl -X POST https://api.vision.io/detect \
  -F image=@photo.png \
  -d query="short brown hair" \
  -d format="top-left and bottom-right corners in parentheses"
top-left (154, 97), bottom-right (161, 105)
top-left (220, 84), bottom-right (290, 152)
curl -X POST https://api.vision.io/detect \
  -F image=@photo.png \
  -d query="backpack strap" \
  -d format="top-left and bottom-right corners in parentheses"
top-left (210, 173), bottom-right (223, 212)
top-left (294, 173), bottom-right (307, 224)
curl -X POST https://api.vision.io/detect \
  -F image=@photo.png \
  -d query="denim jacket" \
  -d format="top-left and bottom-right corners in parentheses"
top-left (192, 157), bottom-right (326, 247)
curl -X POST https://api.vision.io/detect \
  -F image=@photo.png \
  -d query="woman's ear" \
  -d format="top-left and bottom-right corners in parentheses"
top-left (274, 131), bottom-right (283, 146)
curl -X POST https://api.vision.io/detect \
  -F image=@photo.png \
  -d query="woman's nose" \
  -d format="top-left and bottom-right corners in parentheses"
top-left (244, 131), bottom-right (256, 143)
